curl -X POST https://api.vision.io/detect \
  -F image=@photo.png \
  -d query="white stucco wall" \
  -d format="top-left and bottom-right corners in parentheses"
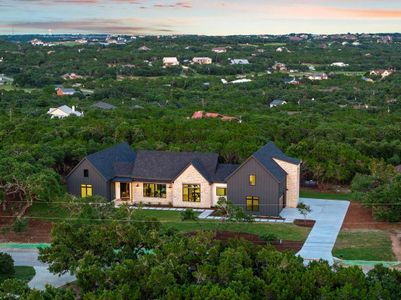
top-left (133, 182), bottom-right (173, 205)
top-left (211, 183), bottom-right (227, 206)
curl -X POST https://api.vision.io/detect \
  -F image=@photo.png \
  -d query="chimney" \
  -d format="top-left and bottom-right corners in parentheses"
top-left (72, 105), bottom-right (75, 112)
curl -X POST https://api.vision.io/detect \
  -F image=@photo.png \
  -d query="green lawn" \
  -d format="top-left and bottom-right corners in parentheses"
top-left (300, 189), bottom-right (350, 201)
top-left (27, 202), bottom-right (70, 222)
top-left (135, 210), bottom-right (310, 241)
top-left (333, 229), bottom-right (396, 261)
top-left (0, 266), bottom-right (36, 283)
top-left (0, 85), bottom-right (35, 93)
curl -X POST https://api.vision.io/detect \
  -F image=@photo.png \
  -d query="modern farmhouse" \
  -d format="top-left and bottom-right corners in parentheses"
top-left (66, 142), bottom-right (300, 216)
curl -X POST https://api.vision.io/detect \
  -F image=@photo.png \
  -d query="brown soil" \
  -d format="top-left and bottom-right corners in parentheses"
top-left (0, 219), bottom-right (52, 243)
top-left (342, 202), bottom-right (400, 230)
top-left (294, 219), bottom-right (316, 228)
top-left (390, 232), bottom-right (401, 262)
top-left (192, 231), bottom-right (304, 253)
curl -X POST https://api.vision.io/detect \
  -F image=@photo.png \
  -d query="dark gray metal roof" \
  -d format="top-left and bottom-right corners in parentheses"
top-left (86, 143), bottom-right (136, 180)
top-left (252, 142), bottom-right (300, 182)
top-left (131, 150), bottom-right (219, 182)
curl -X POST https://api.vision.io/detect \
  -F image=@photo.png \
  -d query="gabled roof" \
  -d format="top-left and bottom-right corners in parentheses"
top-left (214, 164), bottom-right (239, 183)
top-left (252, 142), bottom-right (300, 182)
top-left (270, 99), bottom-right (286, 106)
top-left (131, 150), bottom-right (219, 182)
top-left (86, 143), bottom-right (136, 180)
top-left (92, 101), bottom-right (116, 110)
top-left (48, 105), bottom-right (82, 117)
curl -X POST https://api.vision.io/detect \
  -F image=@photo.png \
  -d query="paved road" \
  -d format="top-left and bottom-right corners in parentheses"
top-left (280, 198), bottom-right (350, 265)
top-left (2, 248), bottom-right (75, 290)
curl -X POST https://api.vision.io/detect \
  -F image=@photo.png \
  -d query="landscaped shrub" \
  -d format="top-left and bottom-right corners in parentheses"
top-left (0, 253), bottom-right (15, 277)
top-left (12, 218), bottom-right (28, 232)
top-left (181, 208), bottom-right (198, 221)
top-left (261, 233), bottom-right (278, 242)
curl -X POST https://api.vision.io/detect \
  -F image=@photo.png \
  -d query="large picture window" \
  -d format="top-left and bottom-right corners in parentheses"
top-left (216, 187), bottom-right (227, 197)
top-left (246, 196), bottom-right (259, 211)
top-left (183, 184), bottom-right (201, 202)
top-left (143, 183), bottom-right (167, 198)
top-left (81, 184), bottom-right (93, 198)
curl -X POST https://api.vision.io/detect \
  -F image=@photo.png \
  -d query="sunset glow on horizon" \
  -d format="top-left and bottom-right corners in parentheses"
top-left (0, 0), bottom-right (400, 35)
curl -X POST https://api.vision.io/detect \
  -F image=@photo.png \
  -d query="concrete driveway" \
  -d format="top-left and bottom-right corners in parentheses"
top-left (2, 248), bottom-right (75, 290)
top-left (280, 198), bottom-right (350, 265)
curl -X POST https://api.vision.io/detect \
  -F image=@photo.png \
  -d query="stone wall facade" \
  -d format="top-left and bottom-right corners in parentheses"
top-left (272, 158), bottom-right (300, 208)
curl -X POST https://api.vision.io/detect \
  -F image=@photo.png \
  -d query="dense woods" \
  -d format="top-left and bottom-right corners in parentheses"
top-left (0, 34), bottom-right (400, 220)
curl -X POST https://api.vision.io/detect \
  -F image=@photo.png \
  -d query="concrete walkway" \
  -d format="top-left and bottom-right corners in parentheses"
top-left (280, 198), bottom-right (350, 265)
top-left (2, 248), bottom-right (75, 290)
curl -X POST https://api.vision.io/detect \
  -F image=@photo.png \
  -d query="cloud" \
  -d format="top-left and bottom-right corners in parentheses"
top-left (153, 1), bottom-right (191, 9)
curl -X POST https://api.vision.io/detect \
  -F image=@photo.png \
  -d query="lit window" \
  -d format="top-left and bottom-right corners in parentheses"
top-left (216, 187), bottom-right (227, 197)
top-left (183, 184), bottom-right (201, 202)
top-left (143, 183), bottom-right (167, 198)
top-left (246, 196), bottom-right (259, 211)
top-left (83, 169), bottom-right (89, 177)
top-left (249, 175), bottom-right (256, 186)
top-left (81, 184), bottom-right (93, 198)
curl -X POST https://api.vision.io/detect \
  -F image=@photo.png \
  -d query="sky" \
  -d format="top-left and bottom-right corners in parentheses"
top-left (0, 0), bottom-right (400, 35)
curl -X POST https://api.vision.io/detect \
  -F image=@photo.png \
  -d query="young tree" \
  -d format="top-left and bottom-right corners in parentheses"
top-left (297, 202), bottom-right (312, 225)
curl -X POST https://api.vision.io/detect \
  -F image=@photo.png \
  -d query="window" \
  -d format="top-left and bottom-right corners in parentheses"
top-left (183, 184), bottom-right (201, 202)
top-left (83, 169), bottom-right (89, 177)
top-left (246, 196), bottom-right (259, 211)
top-left (121, 183), bottom-right (130, 199)
top-left (249, 174), bottom-right (256, 186)
top-left (81, 184), bottom-right (93, 198)
top-left (143, 183), bottom-right (167, 198)
top-left (216, 187), bottom-right (227, 197)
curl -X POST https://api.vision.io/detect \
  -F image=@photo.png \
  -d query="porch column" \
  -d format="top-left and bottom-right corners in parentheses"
top-left (115, 182), bottom-right (121, 200)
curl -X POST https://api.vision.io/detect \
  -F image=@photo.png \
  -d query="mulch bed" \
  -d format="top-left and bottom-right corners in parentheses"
top-left (342, 202), bottom-right (399, 230)
top-left (188, 231), bottom-right (303, 253)
top-left (294, 219), bottom-right (316, 228)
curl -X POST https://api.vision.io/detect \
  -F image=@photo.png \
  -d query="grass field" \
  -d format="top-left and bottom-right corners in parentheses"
top-left (333, 229), bottom-right (395, 261)
top-left (27, 202), bottom-right (70, 222)
top-left (300, 189), bottom-right (350, 200)
top-left (0, 266), bottom-right (36, 283)
top-left (135, 210), bottom-right (310, 241)
top-left (0, 85), bottom-right (35, 93)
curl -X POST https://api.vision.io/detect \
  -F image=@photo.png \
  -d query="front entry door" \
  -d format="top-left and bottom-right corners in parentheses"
top-left (120, 183), bottom-right (130, 200)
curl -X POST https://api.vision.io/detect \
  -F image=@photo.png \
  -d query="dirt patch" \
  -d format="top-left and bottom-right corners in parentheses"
top-left (0, 219), bottom-right (52, 243)
top-left (294, 219), bottom-right (316, 228)
top-left (342, 202), bottom-right (399, 230)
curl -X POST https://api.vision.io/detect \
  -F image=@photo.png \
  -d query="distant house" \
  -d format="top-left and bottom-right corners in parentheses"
top-left (272, 62), bottom-right (287, 71)
top-left (138, 46), bottom-right (151, 51)
top-left (352, 41), bottom-right (361, 46)
top-left (0, 74), bottom-right (13, 85)
top-left (362, 76), bottom-right (374, 83)
top-left (270, 99), bottom-right (287, 108)
top-left (276, 47), bottom-right (289, 53)
top-left (212, 47), bottom-right (227, 53)
top-left (285, 77), bottom-right (300, 85)
top-left (370, 69), bottom-right (394, 78)
top-left (307, 73), bottom-right (328, 81)
top-left (57, 87), bottom-right (77, 96)
top-left (47, 105), bottom-right (82, 119)
top-left (30, 39), bottom-right (44, 46)
top-left (192, 57), bottom-right (212, 65)
top-left (163, 57), bottom-right (179, 67)
top-left (92, 101), bottom-right (116, 110)
top-left (230, 78), bottom-right (252, 84)
top-left (331, 62), bottom-right (349, 67)
top-left (62, 73), bottom-right (83, 80)
top-left (230, 59), bottom-right (249, 65)
top-left (191, 111), bottom-right (239, 122)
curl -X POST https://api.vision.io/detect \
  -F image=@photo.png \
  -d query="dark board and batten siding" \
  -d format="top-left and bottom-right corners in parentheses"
top-left (66, 159), bottom-right (112, 200)
top-left (227, 157), bottom-right (285, 216)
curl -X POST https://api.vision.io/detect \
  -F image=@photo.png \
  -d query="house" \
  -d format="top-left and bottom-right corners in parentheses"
top-left (285, 77), bottom-right (300, 85)
top-left (229, 78), bottom-right (252, 84)
top-left (369, 69), bottom-right (394, 78)
top-left (0, 74), bottom-right (13, 85)
top-left (30, 39), bottom-right (44, 46)
top-left (57, 87), bottom-right (77, 96)
top-left (138, 46), bottom-right (151, 51)
top-left (307, 73), bottom-right (328, 81)
top-left (191, 111), bottom-right (239, 122)
top-left (66, 142), bottom-right (300, 216)
top-left (62, 73), bottom-right (83, 80)
top-left (212, 47), bottom-right (227, 53)
top-left (276, 47), bottom-right (289, 53)
top-left (47, 105), bottom-right (82, 119)
top-left (272, 62), bottom-right (287, 71)
top-left (192, 57), bottom-right (212, 65)
top-left (92, 101), bottom-right (116, 110)
top-left (230, 59), bottom-right (249, 65)
top-left (331, 62), bottom-right (349, 67)
top-left (163, 57), bottom-right (179, 67)
top-left (270, 99), bottom-right (287, 108)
